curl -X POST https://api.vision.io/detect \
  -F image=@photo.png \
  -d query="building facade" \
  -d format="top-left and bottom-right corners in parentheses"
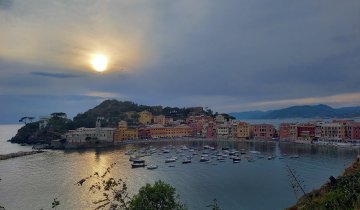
top-left (252, 124), bottom-right (276, 140)
top-left (114, 121), bottom-right (138, 142)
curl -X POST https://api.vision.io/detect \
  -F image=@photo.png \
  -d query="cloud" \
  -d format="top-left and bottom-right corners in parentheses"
top-left (0, 0), bottom-right (12, 10)
top-left (84, 91), bottom-right (122, 99)
top-left (0, 0), bottom-right (360, 121)
top-left (31, 72), bottom-right (84, 79)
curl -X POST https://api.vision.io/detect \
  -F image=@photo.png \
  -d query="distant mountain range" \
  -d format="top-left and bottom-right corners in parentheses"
top-left (229, 104), bottom-right (360, 119)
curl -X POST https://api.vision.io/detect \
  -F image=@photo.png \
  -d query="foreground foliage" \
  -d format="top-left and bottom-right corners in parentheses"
top-left (288, 157), bottom-right (360, 210)
top-left (129, 180), bottom-right (187, 210)
top-left (77, 163), bottom-right (187, 210)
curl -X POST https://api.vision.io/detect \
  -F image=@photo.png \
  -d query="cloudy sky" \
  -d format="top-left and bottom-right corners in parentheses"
top-left (0, 0), bottom-right (360, 123)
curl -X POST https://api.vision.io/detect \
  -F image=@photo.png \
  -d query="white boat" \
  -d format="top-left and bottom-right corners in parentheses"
top-left (200, 157), bottom-right (210, 162)
top-left (165, 158), bottom-right (176, 163)
top-left (147, 165), bottom-right (158, 170)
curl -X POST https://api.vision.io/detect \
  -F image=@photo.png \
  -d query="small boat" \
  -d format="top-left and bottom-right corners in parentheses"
top-left (147, 165), bottom-right (158, 170)
top-left (203, 145), bottom-right (211, 149)
top-left (165, 158), bottom-right (176, 163)
top-left (222, 147), bottom-right (230, 150)
top-left (233, 160), bottom-right (240, 163)
top-left (168, 165), bottom-right (175, 167)
top-left (182, 159), bottom-right (191, 164)
top-left (233, 157), bottom-right (241, 162)
top-left (289, 155), bottom-right (300, 159)
top-left (200, 157), bottom-right (210, 162)
top-left (131, 159), bottom-right (146, 168)
top-left (162, 149), bottom-right (170, 153)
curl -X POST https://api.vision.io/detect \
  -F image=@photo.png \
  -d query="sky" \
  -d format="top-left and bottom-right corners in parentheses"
top-left (0, 0), bottom-right (360, 123)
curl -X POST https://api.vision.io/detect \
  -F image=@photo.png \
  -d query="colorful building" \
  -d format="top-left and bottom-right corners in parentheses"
top-left (153, 115), bottom-right (166, 126)
top-left (114, 121), bottom-right (138, 142)
top-left (252, 124), bottom-right (276, 140)
top-left (236, 122), bottom-right (252, 139)
top-left (297, 123), bottom-right (316, 141)
top-left (216, 124), bottom-right (230, 138)
top-left (320, 123), bottom-right (346, 140)
top-left (138, 124), bottom-right (192, 139)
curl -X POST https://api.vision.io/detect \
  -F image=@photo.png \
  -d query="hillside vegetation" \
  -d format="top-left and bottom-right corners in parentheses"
top-left (10, 100), bottom-right (216, 144)
top-left (288, 156), bottom-right (360, 210)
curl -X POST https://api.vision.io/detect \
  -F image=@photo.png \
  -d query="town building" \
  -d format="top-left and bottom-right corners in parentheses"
top-left (138, 124), bottom-right (192, 139)
top-left (279, 123), bottom-right (291, 140)
top-left (153, 115), bottom-right (166, 126)
top-left (114, 121), bottom-right (138, 142)
top-left (347, 122), bottom-right (360, 140)
top-left (65, 118), bottom-right (115, 144)
top-left (320, 122), bottom-right (346, 140)
top-left (216, 124), bottom-right (230, 138)
top-left (297, 123), bottom-right (316, 141)
top-left (236, 122), bottom-right (252, 139)
top-left (252, 124), bottom-right (276, 140)
top-left (203, 121), bottom-right (217, 139)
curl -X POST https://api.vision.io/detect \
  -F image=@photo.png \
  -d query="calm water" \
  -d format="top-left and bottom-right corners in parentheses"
top-left (0, 124), bottom-right (359, 210)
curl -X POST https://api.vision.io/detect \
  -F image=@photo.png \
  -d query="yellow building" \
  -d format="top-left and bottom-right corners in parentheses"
top-left (153, 115), bottom-right (166, 126)
top-left (236, 122), bottom-right (252, 139)
top-left (139, 110), bottom-right (152, 125)
top-left (114, 121), bottom-right (138, 141)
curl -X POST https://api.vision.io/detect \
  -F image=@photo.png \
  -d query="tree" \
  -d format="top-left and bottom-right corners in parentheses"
top-left (51, 112), bottom-right (67, 119)
top-left (129, 180), bottom-right (187, 210)
top-left (207, 199), bottom-right (221, 210)
top-left (19, 116), bottom-right (35, 124)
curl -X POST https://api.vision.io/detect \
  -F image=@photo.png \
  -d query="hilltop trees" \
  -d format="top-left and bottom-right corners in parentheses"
top-left (19, 116), bottom-right (35, 124)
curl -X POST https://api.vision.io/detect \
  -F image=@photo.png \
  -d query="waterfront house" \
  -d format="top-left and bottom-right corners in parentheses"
top-left (114, 121), bottom-right (138, 142)
top-left (252, 124), bottom-right (276, 140)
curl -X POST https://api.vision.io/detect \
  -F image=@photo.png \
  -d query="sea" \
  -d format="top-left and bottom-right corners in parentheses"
top-left (0, 123), bottom-right (359, 210)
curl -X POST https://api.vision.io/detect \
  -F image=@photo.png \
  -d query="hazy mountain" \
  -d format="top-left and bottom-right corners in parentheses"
top-left (229, 104), bottom-right (360, 119)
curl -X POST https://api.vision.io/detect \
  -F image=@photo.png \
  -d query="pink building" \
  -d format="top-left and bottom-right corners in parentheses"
top-left (349, 122), bottom-right (360, 140)
top-left (205, 121), bottom-right (217, 139)
top-left (186, 115), bottom-right (214, 137)
top-left (279, 123), bottom-right (291, 140)
top-left (252, 124), bottom-right (276, 140)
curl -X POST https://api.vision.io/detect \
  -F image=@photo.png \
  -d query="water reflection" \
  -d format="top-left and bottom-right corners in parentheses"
top-left (0, 140), bottom-right (359, 210)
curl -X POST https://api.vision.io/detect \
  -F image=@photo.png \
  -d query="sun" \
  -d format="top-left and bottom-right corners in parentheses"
top-left (91, 54), bottom-right (109, 72)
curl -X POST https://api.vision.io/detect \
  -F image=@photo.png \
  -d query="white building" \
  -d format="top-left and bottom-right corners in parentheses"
top-left (64, 118), bottom-right (115, 144)
top-left (216, 125), bottom-right (230, 138)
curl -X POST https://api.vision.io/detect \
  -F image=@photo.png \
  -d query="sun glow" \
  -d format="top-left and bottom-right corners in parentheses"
top-left (91, 54), bottom-right (109, 72)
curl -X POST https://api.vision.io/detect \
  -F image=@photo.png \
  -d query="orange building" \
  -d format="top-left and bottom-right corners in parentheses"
top-left (114, 121), bottom-right (138, 141)
top-left (139, 124), bottom-right (192, 139)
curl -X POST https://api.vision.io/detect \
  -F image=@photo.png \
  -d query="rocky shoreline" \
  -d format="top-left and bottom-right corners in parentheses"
top-left (0, 151), bottom-right (45, 161)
